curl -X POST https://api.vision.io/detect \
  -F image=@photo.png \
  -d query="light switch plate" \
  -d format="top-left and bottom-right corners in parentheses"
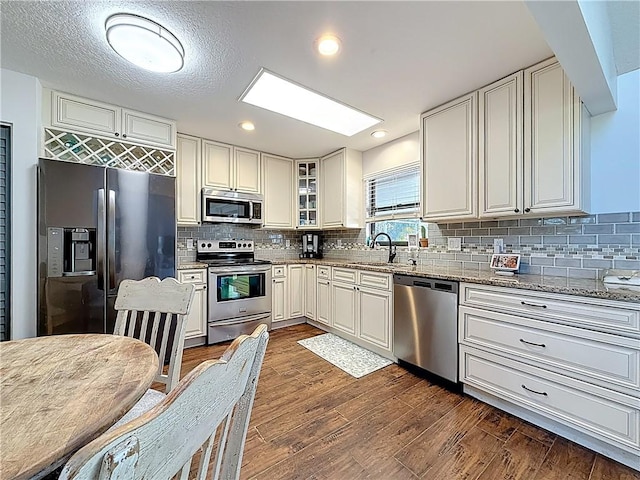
top-left (186, 238), bottom-right (194, 250)
top-left (448, 237), bottom-right (462, 251)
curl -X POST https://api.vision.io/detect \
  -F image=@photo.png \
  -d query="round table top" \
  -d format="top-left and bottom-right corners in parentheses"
top-left (0, 334), bottom-right (159, 480)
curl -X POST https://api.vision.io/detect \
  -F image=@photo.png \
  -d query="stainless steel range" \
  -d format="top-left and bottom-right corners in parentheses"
top-left (197, 240), bottom-right (272, 344)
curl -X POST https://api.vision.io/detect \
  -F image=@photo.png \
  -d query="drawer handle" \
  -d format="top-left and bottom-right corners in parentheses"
top-left (519, 339), bottom-right (546, 348)
top-left (521, 301), bottom-right (547, 309)
top-left (521, 384), bottom-right (547, 396)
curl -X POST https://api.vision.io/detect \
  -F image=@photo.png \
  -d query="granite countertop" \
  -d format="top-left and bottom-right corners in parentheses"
top-left (177, 258), bottom-right (639, 302)
top-left (265, 259), bottom-right (640, 303)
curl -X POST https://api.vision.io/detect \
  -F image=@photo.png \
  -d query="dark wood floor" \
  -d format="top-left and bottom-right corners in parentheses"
top-left (180, 324), bottom-right (640, 480)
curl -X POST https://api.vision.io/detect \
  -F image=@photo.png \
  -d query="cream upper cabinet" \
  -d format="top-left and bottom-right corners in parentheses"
top-left (320, 148), bottom-right (363, 229)
top-left (304, 265), bottom-right (317, 320)
top-left (296, 159), bottom-right (320, 229)
top-left (262, 154), bottom-right (294, 228)
top-left (176, 134), bottom-right (201, 225)
top-left (234, 147), bottom-right (261, 193)
top-left (524, 58), bottom-right (590, 215)
top-left (202, 140), bottom-right (234, 190)
top-left (421, 92), bottom-right (478, 221)
top-left (479, 72), bottom-right (523, 218)
top-left (49, 90), bottom-right (176, 149)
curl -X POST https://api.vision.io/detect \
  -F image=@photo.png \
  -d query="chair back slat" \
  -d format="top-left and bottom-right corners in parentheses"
top-left (112, 277), bottom-right (195, 393)
top-left (59, 325), bottom-right (269, 480)
top-left (196, 433), bottom-right (216, 480)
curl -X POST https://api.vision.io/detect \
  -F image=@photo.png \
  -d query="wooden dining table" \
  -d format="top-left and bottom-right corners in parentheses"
top-left (0, 334), bottom-right (159, 480)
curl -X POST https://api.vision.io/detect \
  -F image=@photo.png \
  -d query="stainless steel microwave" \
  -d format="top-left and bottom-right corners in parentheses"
top-left (201, 188), bottom-right (263, 225)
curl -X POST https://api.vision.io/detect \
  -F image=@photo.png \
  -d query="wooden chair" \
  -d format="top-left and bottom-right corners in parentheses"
top-left (110, 277), bottom-right (195, 429)
top-left (58, 324), bottom-right (269, 480)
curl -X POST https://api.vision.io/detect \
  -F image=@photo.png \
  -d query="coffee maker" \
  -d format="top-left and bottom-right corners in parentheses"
top-left (300, 233), bottom-right (323, 259)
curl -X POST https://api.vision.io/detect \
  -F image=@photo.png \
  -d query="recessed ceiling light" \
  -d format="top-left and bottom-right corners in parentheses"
top-left (105, 13), bottom-right (184, 73)
top-left (371, 130), bottom-right (388, 138)
top-left (239, 69), bottom-right (382, 137)
top-left (316, 35), bottom-right (341, 56)
top-left (239, 121), bottom-right (255, 131)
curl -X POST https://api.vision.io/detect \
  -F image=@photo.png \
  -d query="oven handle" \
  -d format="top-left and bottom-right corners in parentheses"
top-left (209, 312), bottom-right (271, 326)
top-left (208, 265), bottom-right (272, 274)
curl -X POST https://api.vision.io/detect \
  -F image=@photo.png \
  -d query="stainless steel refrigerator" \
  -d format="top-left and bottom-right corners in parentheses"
top-left (38, 158), bottom-right (176, 336)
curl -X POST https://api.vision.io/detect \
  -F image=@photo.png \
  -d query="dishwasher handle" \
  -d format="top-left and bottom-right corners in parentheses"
top-left (394, 274), bottom-right (458, 294)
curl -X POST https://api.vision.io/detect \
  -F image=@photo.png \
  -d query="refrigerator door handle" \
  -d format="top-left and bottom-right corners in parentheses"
top-left (97, 188), bottom-right (106, 290)
top-left (108, 189), bottom-right (116, 292)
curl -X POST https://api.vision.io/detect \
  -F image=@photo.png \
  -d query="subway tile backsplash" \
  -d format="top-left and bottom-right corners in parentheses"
top-left (177, 211), bottom-right (640, 279)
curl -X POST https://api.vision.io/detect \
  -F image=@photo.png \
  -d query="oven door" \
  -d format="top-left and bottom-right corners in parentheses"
top-left (208, 265), bottom-right (271, 322)
top-left (202, 195), bottom-right (253, 223)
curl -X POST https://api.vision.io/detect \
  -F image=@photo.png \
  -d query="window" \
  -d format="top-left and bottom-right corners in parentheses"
top-left (364, 164), bottom-right (423, 245)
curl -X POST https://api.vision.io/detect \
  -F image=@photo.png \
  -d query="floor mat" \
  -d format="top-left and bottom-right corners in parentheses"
top-left (297, 333), bottom-right (393, 378)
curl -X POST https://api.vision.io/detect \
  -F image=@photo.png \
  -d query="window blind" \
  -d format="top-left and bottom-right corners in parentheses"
top-left (364, 164), bottom-right (420, 221)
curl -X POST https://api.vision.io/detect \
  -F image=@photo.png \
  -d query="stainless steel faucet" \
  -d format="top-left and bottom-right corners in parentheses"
top-left (370, 232), bottom-right (397, 263)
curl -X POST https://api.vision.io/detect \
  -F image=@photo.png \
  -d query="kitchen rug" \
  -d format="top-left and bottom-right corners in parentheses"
top-left (297, 333), bottom-right (393, 378)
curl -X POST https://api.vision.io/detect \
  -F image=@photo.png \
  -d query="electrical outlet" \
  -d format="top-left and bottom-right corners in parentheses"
top-left (337, 239), bottom-right (342, 247)
top-left (493, 238), bottom-right (504, 253)
top-left (448, 237), bottom-right (462, 251)
top-left (285, 239), bottom-right (291, 248)
top-left (186, 238), bottom-right (194, 250)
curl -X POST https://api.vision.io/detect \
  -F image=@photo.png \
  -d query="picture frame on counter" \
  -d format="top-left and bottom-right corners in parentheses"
top-left (490, 253), bottom-right (520, 276)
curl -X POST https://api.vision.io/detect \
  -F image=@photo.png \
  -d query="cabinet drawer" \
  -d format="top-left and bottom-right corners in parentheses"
top-left (317, 266), bottom-right (331, 279)
top-left (178, 269), bottom-right (206, 284)
top-left (461, 346), bottom-right (640, 452)
top-left (460, 283), bottom-right (640, 336)
top-left (460, 306), bottom-right (640, 394)
top-left (332, 267), bottom-right (357, 284)
top-left (359, 271), bottom-right (391, 291)
top-left (272, 265), bottom-right (287, 278)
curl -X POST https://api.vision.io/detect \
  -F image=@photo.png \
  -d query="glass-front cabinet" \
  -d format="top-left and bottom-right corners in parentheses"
top-left (296, 159), bottom-right (319, 228)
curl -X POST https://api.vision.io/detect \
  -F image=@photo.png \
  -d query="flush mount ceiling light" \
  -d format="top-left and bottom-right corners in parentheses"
top-left (239, 121), bottom-right (255, 131)
top-left (371, 130), bottom-right (388, 138)
top-left (316, 34), bottom-right (341, 56)
top-left (239, 69), bottom-right (381, 136)
top-left (105, 13), bottom-right (184, 73)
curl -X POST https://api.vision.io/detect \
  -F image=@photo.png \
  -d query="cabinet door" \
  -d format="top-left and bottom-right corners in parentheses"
top-left (304, 265), bottom-right (317, 320)
top-left (524, 59), bottom-right (576, 214)
top-left (122, 109), bottom-right (176, 148)
top-left (272, 277), bottom-right (287, 322)
top-left (479, 72), bottom-right (523, 217)
top-left (320, 150), bottom-right (344, 228)
top-left (316, 279), bottom-right (331, 326)
top-left (296, 159), bottom-right (320, 229)
top-left (52, 91), bottom-right (120, 137)
top-left (263, 154), bottom-right (294, 228)
top-left (421, 92), bottom-right (478, 221)
top-left (176, 134), bottom-right (201, 225)
top-left (358, 286), bottom-right (392, 350)
top-left (288, 265), bottom-right (304, 318)
top-left (202, 140), bottom-right (233, 190)
top-left (184, 284), bottom-right (207, 339)
top-left (235, 147), bottom-right (261, 193)
top-left (332, 282), bottom-right (357, 335)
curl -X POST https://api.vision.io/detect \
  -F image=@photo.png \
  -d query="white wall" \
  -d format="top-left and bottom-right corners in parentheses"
top-left (590, 69), bottom-right (640, 214)
top-left (362, 131), bottom-right (419, 177)
top-left (0, 69), bottom-right (41, 339)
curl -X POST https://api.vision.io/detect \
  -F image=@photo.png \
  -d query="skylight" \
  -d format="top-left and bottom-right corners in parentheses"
top-left (239, 69), bottom-right (382, 137)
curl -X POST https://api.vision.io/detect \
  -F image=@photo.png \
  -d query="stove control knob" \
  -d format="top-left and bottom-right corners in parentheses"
top-left (201, 243), bottom-right (206, 248)
top-left (248, 243), bottom-right (252, 248)
top-left (243, 243), bottom-right (247, 247)
top-left (207, 243), bottom-right (212, 248)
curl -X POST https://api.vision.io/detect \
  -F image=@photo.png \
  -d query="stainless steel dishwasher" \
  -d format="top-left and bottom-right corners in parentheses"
top-left (393, 274), bottom-right (459, 383)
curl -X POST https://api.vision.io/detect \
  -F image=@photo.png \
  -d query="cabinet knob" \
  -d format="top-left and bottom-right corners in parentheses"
top-left (114, 133), bottom-right (120, 137)
top-left (524, 208), bottom-right (531, 213)
top-left (203, 285), bottom-right (207, 289)
top-left (514, 208), bottom-right (520, 213)
top-left (122, 134), bottom-right (127, 138)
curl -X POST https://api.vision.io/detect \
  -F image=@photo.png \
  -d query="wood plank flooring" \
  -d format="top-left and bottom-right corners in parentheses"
top-left (179, 324), bottom-right (639, 480)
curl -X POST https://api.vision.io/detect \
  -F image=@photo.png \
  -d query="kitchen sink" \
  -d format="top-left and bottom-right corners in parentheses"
top-left (344, 262), bottom-right (392, 267)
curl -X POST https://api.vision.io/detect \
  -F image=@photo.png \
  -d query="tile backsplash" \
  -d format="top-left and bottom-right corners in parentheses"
top-left (178, 211), bottom-right (640, 279)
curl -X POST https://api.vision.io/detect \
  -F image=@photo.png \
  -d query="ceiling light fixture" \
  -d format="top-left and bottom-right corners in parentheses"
top-left (105, 13), bottom-right (184, 73)
top-left (239, 121), bottom-right (255, 131)
top-left (371, 130), bottom-right (388, 139)
top-left (239, 69), bottom-right (382, 136)
top-left (316, 35), bottom-right (341, 56)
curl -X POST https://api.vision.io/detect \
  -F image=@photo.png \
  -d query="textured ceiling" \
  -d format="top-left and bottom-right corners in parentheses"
top-left (607, 0), bottom-right (640, 75)
top-left (0, 1), bottom-right (554, 158)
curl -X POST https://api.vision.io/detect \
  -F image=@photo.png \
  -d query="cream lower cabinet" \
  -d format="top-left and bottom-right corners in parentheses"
top-left (176, 134), bottom-right (201, 225)
top-left (178, 269), bottom-right (207, 341)
top-left (304, 264), bottom-right (317, 320)
top-left (459, 282), bottom-right (640, 469)
top-left (271, 265), bottom-right (287, 323)
top-left (288, 265), bottom-right (304, 318)
top-left (332, 281), bottom-right (358, 335)
top-left (316, 266), bottom-right (332, 326)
